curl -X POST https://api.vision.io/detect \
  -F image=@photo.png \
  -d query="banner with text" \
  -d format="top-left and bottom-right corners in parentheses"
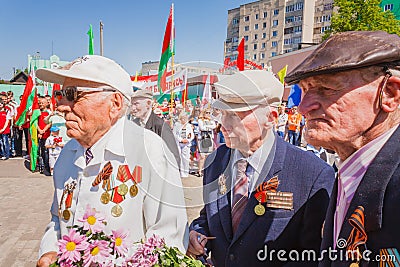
top-left (134, 69), bottom-right (187, 95)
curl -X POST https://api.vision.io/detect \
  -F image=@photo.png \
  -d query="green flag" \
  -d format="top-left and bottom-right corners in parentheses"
top-left (30, 90), bottom-right (40, 171)
top-left (87, 24), bottom-right (94, 55)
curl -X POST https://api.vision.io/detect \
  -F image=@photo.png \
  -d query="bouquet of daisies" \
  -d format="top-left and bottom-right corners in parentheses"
top-left (50, 205), bottom-right (205, 267)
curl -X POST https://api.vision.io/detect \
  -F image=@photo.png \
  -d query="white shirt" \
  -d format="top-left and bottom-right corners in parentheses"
top-left (39, 117), bottom-right (189, 257)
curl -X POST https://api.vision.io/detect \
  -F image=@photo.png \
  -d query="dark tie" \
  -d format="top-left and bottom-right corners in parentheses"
top-left (85, 148), bottom-right (93, 165)
top-left (231, 159), bottom-right (249, 233)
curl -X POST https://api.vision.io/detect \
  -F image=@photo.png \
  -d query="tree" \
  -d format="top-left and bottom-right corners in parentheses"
top-left (323, 0), bottom-right (400, 39)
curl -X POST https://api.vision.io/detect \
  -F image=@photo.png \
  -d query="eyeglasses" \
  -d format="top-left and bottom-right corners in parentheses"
top-left (53, 86), bottom-right (116, 103)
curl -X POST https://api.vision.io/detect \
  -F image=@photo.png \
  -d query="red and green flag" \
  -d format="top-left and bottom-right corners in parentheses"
top-left (30, 91), bottom-right (40, 171)
top-left (87, 24), bottom-right (94, 55)
top-left (158, 5), bottom-right (174, 93)
top-left (15, 70), bottom-right (36, 127)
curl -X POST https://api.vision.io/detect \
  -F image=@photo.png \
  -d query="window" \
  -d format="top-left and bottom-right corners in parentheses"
top-left (272, 31), bottom-right (278, 37)
top-left (272, 41), bottom-right (278, 47)
top-left (284, 38), bottom-right (292, 45)
top-left (294, 26), bottom-right (302, 33)
top-left (286, 2), bottom-right (303, 12)
top-left (384, 4), bottom-right (393, 11)
top-left (285, 16), bottom-right (294, 24)
top-left (293, 37), bottom-right (301, 44)
top-left (271, 52), bottom-right (277, 57)
top-left (324, 3), bottom-right (333, 10)
top-left (260, 53), bottom-right (265, 59)
top-left (294, 15), bottom-right (302, 22)
top-left (274, 9), bottom-right (279, 15)
top-left (254, 34), bottom-right (258, 40)
top-left (284, 27), bottom-right (294, 34)
top-left (273, 20), bottom-right (279, 26)
top-left (253, 54), bottom-right (257, 60)
top-left (244, 16), bottom-right (249, 22)
top-left (244, 26), bottom-right (249, 31)
top-left (263, 12), bottom-right (268, 18)
top-left (233, 18), bottom-right (239, 25)
top-left (262, 42), bottom-right (266, 49)
top-left (255, 24), bottom-right (259, 30)
top-left (263, 22), bottom-right (267, 28)
top-left (244, 35), bottom-right (249, 41)
top-left (232, 37), bottom-right (239, 43)
top-left (254, 43), bottom-right (258, 49)
top-left (255, 14), bottom-right (259, 19)
top-left (320, 26), bottom-right (331, 33)
top-left (262, 32), bottom-right (267, 38)
top-left (245, 45), bottom-right (248, 51)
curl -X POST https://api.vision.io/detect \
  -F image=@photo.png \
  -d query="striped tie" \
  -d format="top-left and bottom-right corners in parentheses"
top-left (231, 159), bottom-right (249, 233)
top-left (85, 148), bottom-right (93, 165)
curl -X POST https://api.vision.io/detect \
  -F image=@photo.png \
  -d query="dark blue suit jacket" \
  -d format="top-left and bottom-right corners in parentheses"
top-left (190, 135), bottom-right (335, 267)
top-left (319, 125), bottom-right (400, 267)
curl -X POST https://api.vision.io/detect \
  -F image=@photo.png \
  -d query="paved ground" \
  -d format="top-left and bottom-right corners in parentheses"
top-left (0, 158), bottom-right (204, 267)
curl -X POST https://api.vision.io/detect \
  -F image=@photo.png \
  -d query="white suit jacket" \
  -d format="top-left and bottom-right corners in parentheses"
top-left (39, 118), bottom-right (189, 257)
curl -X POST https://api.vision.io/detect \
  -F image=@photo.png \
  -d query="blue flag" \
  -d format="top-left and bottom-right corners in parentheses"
top-left (287, 84), bottom-right (302, 108)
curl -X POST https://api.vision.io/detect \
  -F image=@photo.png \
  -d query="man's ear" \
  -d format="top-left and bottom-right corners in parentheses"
top-left (110, 93), bottom-right (124, 116)
top-left (382, 76), bottom-right (400, 112)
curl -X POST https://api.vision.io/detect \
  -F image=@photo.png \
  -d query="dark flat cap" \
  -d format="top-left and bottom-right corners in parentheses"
top-left (285, 31), bottom-right (400, 84)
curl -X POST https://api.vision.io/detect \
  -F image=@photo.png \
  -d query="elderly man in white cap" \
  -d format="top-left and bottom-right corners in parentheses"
top-left (187, 70), bottom-right (335, 267)
top-left (36, 55), bottom-right (188, 267)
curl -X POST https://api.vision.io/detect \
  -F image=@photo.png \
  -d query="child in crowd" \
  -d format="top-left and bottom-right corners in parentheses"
top-left (45, 126), bottom-right (64, 175)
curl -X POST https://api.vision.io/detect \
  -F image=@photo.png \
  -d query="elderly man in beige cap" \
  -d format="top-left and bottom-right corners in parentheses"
top-left (35, 55), bottom-right (188, 267)
top-left (286, 31), bottom-right (400, 266)
top-left (188, 70), bottom-right (335, 267)
top-left (130, 89), bottom-right (181, 171)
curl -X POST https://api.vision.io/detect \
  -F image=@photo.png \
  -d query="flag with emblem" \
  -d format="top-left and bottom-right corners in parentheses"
top-left (29, 90), bottom-right (40, 171)
top-left (15, 69), bottom-right (36, 126)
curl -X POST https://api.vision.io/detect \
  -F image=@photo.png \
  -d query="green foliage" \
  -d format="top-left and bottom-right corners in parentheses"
top-left (323, 0), bottom-right (400, 39)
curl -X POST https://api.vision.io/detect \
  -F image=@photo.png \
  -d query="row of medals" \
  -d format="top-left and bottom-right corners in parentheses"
top-left (100, 182), bottom-right (139, 217)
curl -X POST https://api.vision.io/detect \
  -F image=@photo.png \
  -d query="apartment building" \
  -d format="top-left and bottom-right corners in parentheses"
top-left (224, 0), bottom-right (334, 68)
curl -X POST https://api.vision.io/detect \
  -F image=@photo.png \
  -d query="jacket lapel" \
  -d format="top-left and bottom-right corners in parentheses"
top-left (321, 178), bottom-right (338, 250)
top-left (231, 137), bottom-right (281, 244)
top-left (338, 125), bottom-right (400, 245)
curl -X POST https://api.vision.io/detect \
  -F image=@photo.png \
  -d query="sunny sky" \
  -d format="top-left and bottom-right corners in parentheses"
top-left (0, 0), bottom-right (253, 80)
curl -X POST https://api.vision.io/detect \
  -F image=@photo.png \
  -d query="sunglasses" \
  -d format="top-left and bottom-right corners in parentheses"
top-left (53, 86), bottom-right (116, 102)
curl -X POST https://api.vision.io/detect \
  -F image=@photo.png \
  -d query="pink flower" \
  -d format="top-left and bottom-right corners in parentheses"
top-left (146, 234), bottom-right (165, 248)
top-left (58, 229), bottom-right (89, 264)
top-left (111, 229), bottom-right (130, 257)
top-left (78, 204), bottom-right (106, 234)
top-left (83, 239), bottom-right (111, 267)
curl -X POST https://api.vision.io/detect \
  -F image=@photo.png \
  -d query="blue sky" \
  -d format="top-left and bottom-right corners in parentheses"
top-left (0, 0), bottom-right (252, 80)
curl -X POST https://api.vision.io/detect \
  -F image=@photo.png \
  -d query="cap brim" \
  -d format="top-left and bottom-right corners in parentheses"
top-left (212, 99), bottom-right (258, 112)
top-left (36, 68), bottom-right (110, 87)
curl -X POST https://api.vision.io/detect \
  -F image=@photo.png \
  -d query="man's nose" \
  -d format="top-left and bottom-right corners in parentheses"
top-left (298, 92), bottom-right (320, 116)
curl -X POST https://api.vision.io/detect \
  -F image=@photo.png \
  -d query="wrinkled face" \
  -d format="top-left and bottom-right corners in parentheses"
top-left (130, 98), bottom-right (151, 120)
top-left (56, 79), bottom-right (114, 145)
top-left (298, 67), bottom-right (382, 148)
top-left (220, 106), bottom-right (272, 152)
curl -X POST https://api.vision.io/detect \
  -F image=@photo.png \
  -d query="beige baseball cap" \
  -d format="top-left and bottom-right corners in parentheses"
top-left (212, 70), bottom-right (283, 111)
top-left (36, 55), bottom-right (133, 99)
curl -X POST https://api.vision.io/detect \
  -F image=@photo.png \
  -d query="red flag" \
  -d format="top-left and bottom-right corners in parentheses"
top-left (158, 5), bottom-right (174, 93)
top-left (51, 83), bottom-right (61, 110)
top-left (181, 83), bottom-right (188, 107)
top-left (237, 37), bottom-right (245, 71)
top-left (15, 71), bottom-right (35, 125)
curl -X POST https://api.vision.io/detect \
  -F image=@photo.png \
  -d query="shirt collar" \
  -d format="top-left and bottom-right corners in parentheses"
top-left (232, 128), bottom-right (276, 174)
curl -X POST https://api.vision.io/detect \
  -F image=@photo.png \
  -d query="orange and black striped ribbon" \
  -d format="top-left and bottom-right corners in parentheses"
top-left (132, 165), bottom-right (142, 184)
top-left (92, 161), bottom-right (113, 187)
top-left (346, 206), bottom-right (367, 260)
top-left (254, 176), bottom-right (279, 203)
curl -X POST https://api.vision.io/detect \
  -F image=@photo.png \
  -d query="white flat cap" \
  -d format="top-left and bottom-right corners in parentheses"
top-left (212, 70), bottom-right (283, 111)
top-left (36, 55), bottom-right (133, 99)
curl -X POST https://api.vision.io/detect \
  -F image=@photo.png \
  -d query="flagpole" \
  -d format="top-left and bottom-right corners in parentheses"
top-left (100, 21), bottom-right (104, 56)
top-left (169, 3), bottom-right (175, 127)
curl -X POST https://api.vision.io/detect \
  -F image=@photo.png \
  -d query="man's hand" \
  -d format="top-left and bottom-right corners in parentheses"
top-left (36, 251), bottom-right (57, 267)
top-left (187, 230), bottom-right (208, 257)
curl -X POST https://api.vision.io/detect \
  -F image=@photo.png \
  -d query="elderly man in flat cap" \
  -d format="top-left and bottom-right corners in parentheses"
top-left (286, 31), bottom-right (400, 266)
top-left (188, 70), bottom-right (335, 267)
top-left (35, 55), bottom-right (188, 267)
top-left (130, 89), bottom-right (181, 171)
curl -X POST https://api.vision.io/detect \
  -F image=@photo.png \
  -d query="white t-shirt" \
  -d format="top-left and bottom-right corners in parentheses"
top-left (45, 135), bottom-right (64, 156)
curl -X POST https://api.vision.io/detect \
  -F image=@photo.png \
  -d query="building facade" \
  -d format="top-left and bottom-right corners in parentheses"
top-left (380, 0), bottom-right (400, 19)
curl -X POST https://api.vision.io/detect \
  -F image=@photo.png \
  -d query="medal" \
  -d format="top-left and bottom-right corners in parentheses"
top-left (63, 209), bottom-right (71, 220)
top-left (117, 184), bottom-right (128, 196)
top-left (100, 191), bottom-right (111, 204)
top-left (350, 263), bottom-right (359, 267)
top-left (254, 203), bottom-right (265, 216)
top-left (218, 174), bottom-right (227, 195)
top-left (130, 184), bottom-right (138, 197)
top-left (111, 204), bottom-right (123, 217)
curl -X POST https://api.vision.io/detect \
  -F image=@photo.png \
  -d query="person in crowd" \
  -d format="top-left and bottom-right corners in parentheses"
top-left (45, 126), bottom-right (64, 175)
top-left (285, 30), bottom-right (400, 266)
top-left (189, 106), bottom-right (201, 175)
top-left (0, 100), bottom-right (11, 160)
top-left (130, 89), bottom-right (181, 171)
top-left (185, 99), bottom-right (194, 114)
top-left (35, 55), bottom-right (188, 267)
top-left (287, 106), bottom-right (302, 146)
top-left (195, 95), bottom-right (201, 107)
top-left (276, 104), bottom-right (288, 138)
top-left (37, 96), bottom-right (51, 174)
top-left (173, 113), bottom-right (194, 178)
top-left (188, 70), bottom-right (335, 267)
top-left (197, 108), bottom-right (216, 176)
top-left (44, 103), bottom-right (70, 144)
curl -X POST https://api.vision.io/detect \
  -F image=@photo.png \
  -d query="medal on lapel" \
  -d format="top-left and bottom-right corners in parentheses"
top-left (218, 174), bottom-right (227, 195)
top-left (117, 165), bottom-right (132, 196)
top-left (59, 180), bottom-right (77, 221)
top-left (254, 176), bottom-right (279, 216)
top-left (92, 162), bottom-right (113, 204)
top-left (130, 165), bottom-right (142, 197)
